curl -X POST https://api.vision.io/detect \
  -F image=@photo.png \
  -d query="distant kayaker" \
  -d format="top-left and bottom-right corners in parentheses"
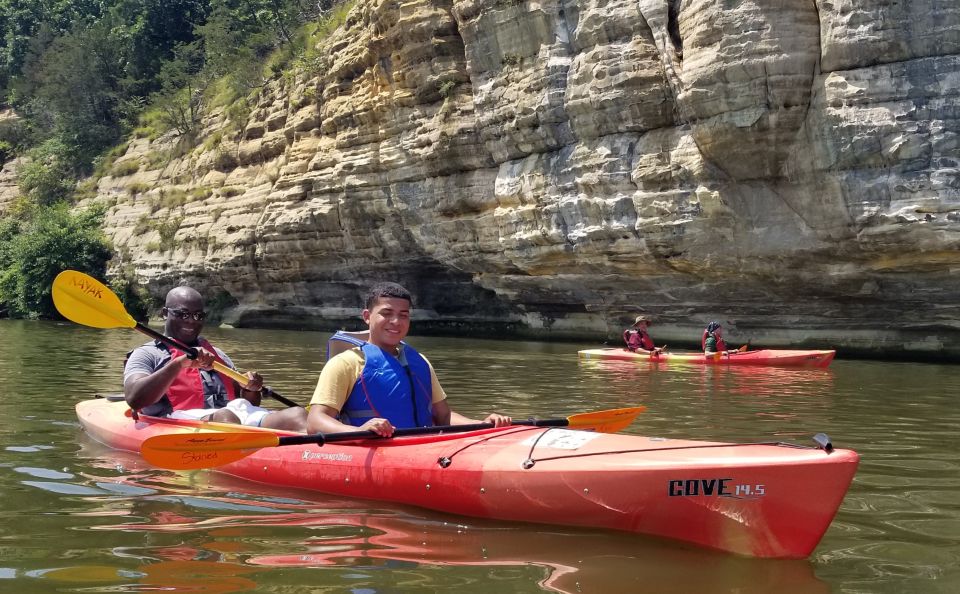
top-left (622, 315), bottom-right (662, 355)
top-left (307, 282), bottom-right (512, 436)
top-left (123, 286), bottom-right (308, 431)
top-left (702, 321), bottom-right (747, 356)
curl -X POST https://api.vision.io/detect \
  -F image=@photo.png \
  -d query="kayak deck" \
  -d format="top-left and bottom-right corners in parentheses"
top-left (579, 348), bottom-right (836, 367)
top-left (76, 398), bottom-right (858, 559)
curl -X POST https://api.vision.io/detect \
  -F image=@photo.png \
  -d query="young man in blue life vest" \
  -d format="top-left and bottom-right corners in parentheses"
top-left (307, 282), bottom-right (512, 436)
top-left (123, 286), bottom-right (308, 431)
top-left (622, 315), bottom-right (662, 355)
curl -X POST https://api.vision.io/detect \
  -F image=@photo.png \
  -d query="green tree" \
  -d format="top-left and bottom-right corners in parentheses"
top-left (0, 0), bottom-right (104, 98)
top-left (109, 0), bottom-right (210, 98)
top-left (0, 202), bottom-right (112, 319)
top-left (152, 40), bottom-right (207, 137)
top-left (31, 21), bottom-right (128, 172)
top-left (197, 0), bottom-right (276, 96)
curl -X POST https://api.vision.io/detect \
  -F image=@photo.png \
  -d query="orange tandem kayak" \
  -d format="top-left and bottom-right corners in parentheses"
top-left (578, 348), bottom-right (836, 367)
top-left (76, 398), bottom-right (858, 559)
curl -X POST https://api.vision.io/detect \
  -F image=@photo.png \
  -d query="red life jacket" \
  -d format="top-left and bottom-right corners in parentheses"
top-left (623, 329), bottom-right (654, 351)
top-left (163, 338), bottom-right (238, 411)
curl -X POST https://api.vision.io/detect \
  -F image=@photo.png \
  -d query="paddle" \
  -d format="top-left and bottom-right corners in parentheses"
top-left (51, 269), bottom-right (299, 408)
top-left (142, 405), bottom-right (647, 470)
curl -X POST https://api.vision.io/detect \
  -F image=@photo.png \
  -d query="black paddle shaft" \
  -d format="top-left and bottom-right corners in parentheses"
top-left (277, 418), bottom-right (571, 447)
top-left (133, 322), bottom-right (300, 408)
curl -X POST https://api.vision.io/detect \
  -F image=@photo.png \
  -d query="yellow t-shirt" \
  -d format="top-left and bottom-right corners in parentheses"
top-left (310, 346), bottom-right (447, 413)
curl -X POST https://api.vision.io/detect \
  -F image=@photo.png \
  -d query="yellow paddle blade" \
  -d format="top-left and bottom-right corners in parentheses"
top-left (52, 270), bottom-right (136, 329)
top-left (141, 432), bottom-right (280, 470)
top-left (566, 405), bottom-right (646, 433)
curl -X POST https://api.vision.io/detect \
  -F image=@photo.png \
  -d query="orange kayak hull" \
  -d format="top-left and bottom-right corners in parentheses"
top-left (76, 398), bottom-right (858, 559)
top-left (579, 348), bottom-right (836, 367)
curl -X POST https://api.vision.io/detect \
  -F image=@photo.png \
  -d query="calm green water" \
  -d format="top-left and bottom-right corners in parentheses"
top-left (0, 319), bottom-right (958, 593)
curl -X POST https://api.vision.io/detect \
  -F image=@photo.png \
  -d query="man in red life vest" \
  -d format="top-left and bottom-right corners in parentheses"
top-left (623, 315), bottom-right (662, 355)
top-left (123, 286), bottom-right (307, 431)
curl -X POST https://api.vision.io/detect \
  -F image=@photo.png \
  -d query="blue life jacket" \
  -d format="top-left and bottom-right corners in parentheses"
top-left (328, 331), bottom-right (434, 428)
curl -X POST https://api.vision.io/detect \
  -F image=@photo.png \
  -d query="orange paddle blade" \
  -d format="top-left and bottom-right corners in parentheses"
top-left (566, 405), bottom-right (645, 433)
top-left (142, 432), bottom-right (280, 470)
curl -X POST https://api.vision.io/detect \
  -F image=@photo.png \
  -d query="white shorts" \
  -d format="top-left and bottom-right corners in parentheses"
top-left (169, 398), bottom-right (271, 427)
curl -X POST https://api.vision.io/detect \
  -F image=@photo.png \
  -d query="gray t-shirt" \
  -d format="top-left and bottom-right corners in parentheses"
top-left (124, 340), bottom-right (234, 382)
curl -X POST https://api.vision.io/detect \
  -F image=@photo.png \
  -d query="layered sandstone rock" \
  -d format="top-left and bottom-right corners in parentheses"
top-left (77, 0), bottom-right (960, 358)
top-left (0, 109), bottom-right (23, 215)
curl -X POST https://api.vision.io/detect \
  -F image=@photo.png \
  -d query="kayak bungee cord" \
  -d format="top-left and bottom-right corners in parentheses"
top-left (522, 426), bottom-right (562, 469)
top-left (431, 427), bottom-right (828, 471)
top-left (517, 437), bottom-right (835, 469)
top-left (435, 428), bottom-right (835, 470)
top-left (437, 426), bottom-right (541, 468)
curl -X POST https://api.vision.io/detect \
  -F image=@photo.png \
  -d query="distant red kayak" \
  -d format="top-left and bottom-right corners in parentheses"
top-left (77, 398), bottom-right (858, 558)
top-left (579, 348), bottom-right (836, 368)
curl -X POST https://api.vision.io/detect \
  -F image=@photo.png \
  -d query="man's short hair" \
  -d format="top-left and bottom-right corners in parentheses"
top-left (364, 282), bottom-right (413, 309)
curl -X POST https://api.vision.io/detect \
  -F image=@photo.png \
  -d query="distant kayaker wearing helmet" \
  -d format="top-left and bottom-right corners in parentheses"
top-left (307, 282), bottom-right (512, 437)
top-left (622, 315), bottom-right (662, 355)
top-left (123, 286), bottom-right (308, 431)
top-left (702, 321), bottom-right (747, 356)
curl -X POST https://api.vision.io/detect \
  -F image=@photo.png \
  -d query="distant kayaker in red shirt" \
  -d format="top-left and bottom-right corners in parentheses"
top-left (307, 282), bottom-right (512, 436)
top-left (623, 315), bottom-right (662, 355)
top-left (123, 286), bottom-right (307, 431)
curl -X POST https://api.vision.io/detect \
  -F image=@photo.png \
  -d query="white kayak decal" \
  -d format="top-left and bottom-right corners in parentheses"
top-left (301, 451), bottom-right (353, 462)
top-left (521, 429), bottom-right (601, 450)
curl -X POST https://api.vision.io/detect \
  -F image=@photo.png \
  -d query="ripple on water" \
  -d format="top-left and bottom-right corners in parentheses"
top-left (151, 494), bottom-right (291, 514)
top-left (14, 467), bottom-right (74, 480)
top-left (825, 518), bottom-right (887, 538)
top-left (94, 482), bottom-right (157, 496)
top-left (853, 462), bottom-right (960, 488)
top-left (817, 540), bottom-right (958, 578)
top-left (848, 492), bottom-right (942, 514)
top-left (902, 488), bottom-right (960, 509)
top-left (882, 518), bottom-right (960, 541)
top-left (20, 480), bottom-right (108, 496)
top-left (5, 445), bottom-right (55, 453)
top-left (868, 456), bottom-right (960, 472)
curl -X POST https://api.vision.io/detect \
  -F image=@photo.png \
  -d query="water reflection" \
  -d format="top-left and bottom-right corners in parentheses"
top-left (28, 560), bottom-right (257, 594)
top-left (579, 357), bottom-right (835, 399)
top-left (65, 448), bottom-right (828, 594)
top-left (577, 358), bottom-right (839, 441)
top-left (243, 514), bottom-right (828, 594)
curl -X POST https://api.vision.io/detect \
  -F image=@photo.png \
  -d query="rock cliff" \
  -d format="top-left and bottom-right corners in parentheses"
top-left (65, 0), bottom-right (960, 357)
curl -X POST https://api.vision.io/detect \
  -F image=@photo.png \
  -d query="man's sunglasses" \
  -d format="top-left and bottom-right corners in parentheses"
top-left (164, 308), bottom-right (207, 322)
